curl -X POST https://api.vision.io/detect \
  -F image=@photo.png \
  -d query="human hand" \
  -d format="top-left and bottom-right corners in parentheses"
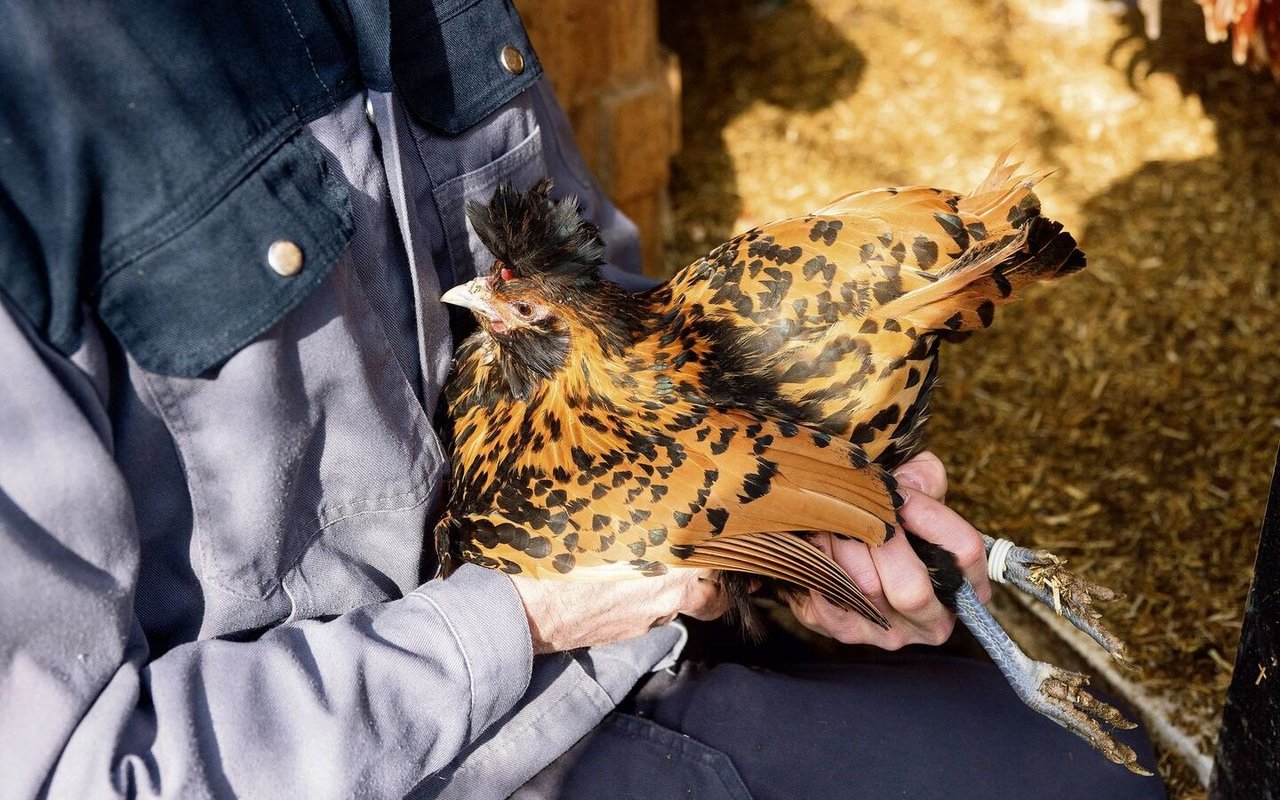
top-left (789, 451), bottom-right (992, 648)
top-left (509, 569), bottom-right (728, 654)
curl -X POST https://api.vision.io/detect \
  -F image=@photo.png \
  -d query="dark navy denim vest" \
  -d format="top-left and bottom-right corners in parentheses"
top-left (0, 0), bottom-right (541, 377)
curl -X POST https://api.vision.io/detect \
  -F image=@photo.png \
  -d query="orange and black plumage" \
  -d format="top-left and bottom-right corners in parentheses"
top-left (435, 155), bottom-right (1081, 626)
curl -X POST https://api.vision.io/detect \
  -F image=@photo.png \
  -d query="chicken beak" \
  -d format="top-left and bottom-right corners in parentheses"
top-left (440, 278), bottom-right (498, 319)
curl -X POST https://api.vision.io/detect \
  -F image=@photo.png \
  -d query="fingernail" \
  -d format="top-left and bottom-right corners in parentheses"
top-left (894, 468), bottom-right (925, 491)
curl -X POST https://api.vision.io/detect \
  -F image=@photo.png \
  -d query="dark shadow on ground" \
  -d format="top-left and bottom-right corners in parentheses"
top-left (658, 0), bottom-right (865, 271)
top-left (1059, 3), bottom-right (1280, 788)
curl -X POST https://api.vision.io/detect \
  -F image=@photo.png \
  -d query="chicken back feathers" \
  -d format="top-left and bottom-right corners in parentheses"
top-left (436, 153), bottom-right (1084, 624)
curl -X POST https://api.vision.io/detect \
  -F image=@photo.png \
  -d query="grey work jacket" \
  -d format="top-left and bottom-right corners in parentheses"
top-left (0, 2), bottom-right (680, 797)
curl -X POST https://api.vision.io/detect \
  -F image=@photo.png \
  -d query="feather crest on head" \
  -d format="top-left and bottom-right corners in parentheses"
top-left (465, 179), bottom-right (606, 285)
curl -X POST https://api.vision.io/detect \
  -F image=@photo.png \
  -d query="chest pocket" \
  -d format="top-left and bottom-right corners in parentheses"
top-left (103, 126), bottom-right (444, 625)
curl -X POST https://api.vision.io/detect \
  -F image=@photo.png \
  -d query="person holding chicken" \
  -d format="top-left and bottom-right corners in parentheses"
top-left (0, 1), bottom-right (1162, 797)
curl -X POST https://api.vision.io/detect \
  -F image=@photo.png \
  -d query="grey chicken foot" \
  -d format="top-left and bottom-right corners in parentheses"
top-left (954, 583), bottom-right (1151, 776)
top-left (982, 534), bottom-right (1132, 668)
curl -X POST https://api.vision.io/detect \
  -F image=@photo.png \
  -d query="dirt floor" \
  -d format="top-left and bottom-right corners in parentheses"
top-left (658, 1), bottom-right (1280, 795)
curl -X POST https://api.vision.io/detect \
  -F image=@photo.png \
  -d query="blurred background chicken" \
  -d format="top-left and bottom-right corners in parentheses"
top-left (436, 160), bottom-right (1151, 773)
top-left (1140, 0), bottom-right (1280, 76)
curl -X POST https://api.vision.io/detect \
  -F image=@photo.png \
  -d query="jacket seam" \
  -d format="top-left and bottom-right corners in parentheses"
top-left (434, 0), bottom-right (484, 26)
top-left (280, 0), bottom-right (337, 105)
top-left (419, 594), bottom-right (479, 737)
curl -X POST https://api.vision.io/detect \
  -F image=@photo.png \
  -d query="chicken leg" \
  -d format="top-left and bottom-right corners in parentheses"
top-left (954, 582), bottom-right (1151, 775)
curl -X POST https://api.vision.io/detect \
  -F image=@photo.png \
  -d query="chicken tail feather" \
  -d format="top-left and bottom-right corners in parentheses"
top-left (878, 203), bottom-right (1084, 335)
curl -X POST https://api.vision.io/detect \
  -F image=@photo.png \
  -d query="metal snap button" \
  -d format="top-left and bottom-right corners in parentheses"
top-left (365, 96), bottom-right (375, 124)
top-left (267, 240), bottom-right (304, 277)
top-left (499, 45), bottom-right (525, 75)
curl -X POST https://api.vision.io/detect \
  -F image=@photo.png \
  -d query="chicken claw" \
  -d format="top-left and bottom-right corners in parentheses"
top-left (1035, 665), bottom-right (1151, 776)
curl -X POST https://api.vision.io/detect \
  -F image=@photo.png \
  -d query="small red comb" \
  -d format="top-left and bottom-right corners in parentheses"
top-left (499, 266), bottom-right (514, 282)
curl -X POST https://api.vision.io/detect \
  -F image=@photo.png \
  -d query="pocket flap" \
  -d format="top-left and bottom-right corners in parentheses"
top-left (97, 135), bottom-right (353, 377)
top-left (392, 0), bottom-right (543, 135)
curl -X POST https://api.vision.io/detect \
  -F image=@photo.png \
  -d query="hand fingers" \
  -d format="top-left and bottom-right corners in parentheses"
top-left (628, 568), bottom-right (728, 627)
top-left (815, 532), bottom-right (886, 611)
top-left (796, 533), bottom-right (953, 648)
top-left (868, 532), bottom-right (954, 644)
top-left (642, 568), bottom-right (728, 621)
top-left (511, 568), bottom-right (729, 653)
top-left (793, 582), bottom-right (951, 649)
top-left (794, 535), bottom-right (890, 645)
top-left (679, 570), bottom-right (730, 620)
top-left (897, 491), bottom-right (992, 603)
top-left (893, 451), bottom-right (947, 501)
top-left (791, 591), bottom-right (886, 644)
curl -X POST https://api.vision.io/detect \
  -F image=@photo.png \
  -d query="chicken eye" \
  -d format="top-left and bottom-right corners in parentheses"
top-left (512, 302), bottom-right (534, 319)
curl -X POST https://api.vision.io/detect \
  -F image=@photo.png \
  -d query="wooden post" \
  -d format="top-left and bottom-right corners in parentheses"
top-left (1209, 445), bottom-right (1280, 798)
top-left (516, 0), bottom-right (680, 276)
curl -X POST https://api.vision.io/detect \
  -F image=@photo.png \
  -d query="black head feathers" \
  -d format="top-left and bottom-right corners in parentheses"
top-left (465, 179), bottom-right (606, 285)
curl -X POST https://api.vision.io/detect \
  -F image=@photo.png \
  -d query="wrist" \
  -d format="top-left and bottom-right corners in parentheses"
top-left (508, 575), bottom-right (559, 654)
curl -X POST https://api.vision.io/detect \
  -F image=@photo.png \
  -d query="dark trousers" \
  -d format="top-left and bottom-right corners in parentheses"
top-left (517, 649), bottom-right (1166, 799)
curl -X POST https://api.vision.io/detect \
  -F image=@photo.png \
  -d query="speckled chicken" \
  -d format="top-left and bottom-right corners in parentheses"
top-left (436, 154), bottom-right (1147, 774)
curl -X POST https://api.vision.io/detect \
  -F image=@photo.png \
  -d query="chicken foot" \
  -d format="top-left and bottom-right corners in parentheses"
top-left (954, 583), bottom-right (1151, 775)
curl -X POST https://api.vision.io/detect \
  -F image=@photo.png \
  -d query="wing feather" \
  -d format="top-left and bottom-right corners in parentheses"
top-left (445, 407), bottom-right (902, 616)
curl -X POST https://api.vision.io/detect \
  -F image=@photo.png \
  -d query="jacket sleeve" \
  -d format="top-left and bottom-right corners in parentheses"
top-left (0, 297), bottom-right (534, 799)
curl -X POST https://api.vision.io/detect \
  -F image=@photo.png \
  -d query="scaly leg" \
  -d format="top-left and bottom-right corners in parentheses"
top-left (955, 582), bottom-right (1151, 776)
top-left (983, 534), bottom-right (1132, 667)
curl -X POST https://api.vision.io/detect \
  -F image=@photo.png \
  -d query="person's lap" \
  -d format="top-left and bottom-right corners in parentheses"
top-left (516, 652), bottom-right (1165, 799)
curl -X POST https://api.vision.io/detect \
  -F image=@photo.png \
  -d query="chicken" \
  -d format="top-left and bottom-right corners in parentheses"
top-left (436, 154), bottom-right (1148, 774)
top-left (1141, 0), bottom-right (1280, 77)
